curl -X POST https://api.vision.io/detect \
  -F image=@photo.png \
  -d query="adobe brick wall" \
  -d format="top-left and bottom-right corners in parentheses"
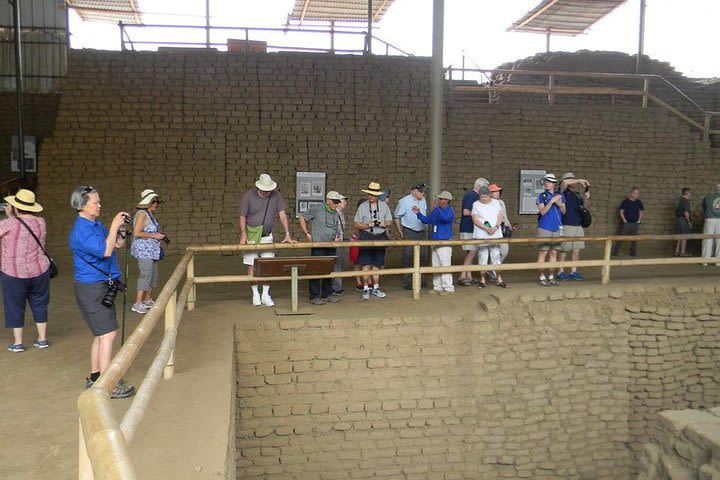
top-left (34, 50), bottom-right (720, 254)
top-left (637, 408), bottom-right (720, 480)
top-left (234, 286), bottom-right (720, 479)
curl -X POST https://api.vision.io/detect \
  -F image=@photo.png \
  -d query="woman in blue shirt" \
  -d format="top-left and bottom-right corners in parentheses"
top-left (69, 186), bottom-right (135, 399)
top-left (413, 191), bottom-right (455, 294)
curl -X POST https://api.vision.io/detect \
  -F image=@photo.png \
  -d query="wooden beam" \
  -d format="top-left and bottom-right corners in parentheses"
top-left (299, 0), bottom-right (311, 22)
top-left (514, 0), bottom-right (562, 29)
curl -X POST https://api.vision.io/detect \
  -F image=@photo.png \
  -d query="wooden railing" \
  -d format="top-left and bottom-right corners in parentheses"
top-left (77, 233), bottom-right (720, 479)
top-left (445, 67), bottom-right (720, 142)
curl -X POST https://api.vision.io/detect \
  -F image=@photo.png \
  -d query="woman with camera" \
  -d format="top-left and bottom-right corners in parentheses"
top-left (130, 189), bottom-right (167, 314)
top-left (1, 189), bottom-right (51, 352)
top-left (69, 186), bottom-right (135, 399)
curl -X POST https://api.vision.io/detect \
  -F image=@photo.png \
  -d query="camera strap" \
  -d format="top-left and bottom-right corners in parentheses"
top-left (16, 217), bottom-right (53, 263)
top-left (78, 254), bottom-right (114, 280)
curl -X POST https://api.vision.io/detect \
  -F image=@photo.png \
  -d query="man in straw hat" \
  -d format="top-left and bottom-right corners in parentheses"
top-left (536, 173), bottom-right (566, 286)
top-left (239, 173), bottom-right (295, 307)
top-left (299, 190), bottom-right (347, 305)
top-left (557, 172), bottom-right (591, 281)
top-left (353, 181), bottom-right (393, 300)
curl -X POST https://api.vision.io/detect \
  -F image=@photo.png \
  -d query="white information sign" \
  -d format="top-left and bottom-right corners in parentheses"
top-left (295, 172), bottom-right (326, 218)
top-left (519, 169), bottom-right (547, 214)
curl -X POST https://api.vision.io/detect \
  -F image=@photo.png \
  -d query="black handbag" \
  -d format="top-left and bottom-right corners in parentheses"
top-left (16, 217), bottom-right (58, 278)
top-left (501, 223), bottom-right (513, 238)
top-left (573, 191), bottom-right (592, 228)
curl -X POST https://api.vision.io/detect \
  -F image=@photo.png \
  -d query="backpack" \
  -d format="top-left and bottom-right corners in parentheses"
top-left (573, 191), bottom-right (592, 228)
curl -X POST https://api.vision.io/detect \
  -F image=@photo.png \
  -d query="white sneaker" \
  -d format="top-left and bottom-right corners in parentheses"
top-left (261, 295), bottom-right (275, 307)
top-left (142, 299), bottom-right (155, 307)
top-left (370, 287), bottom-right (387, 298)
top-left (131, 302), bottom-right (149, 314)
top-left (252, 294), bottom-right (262, 306)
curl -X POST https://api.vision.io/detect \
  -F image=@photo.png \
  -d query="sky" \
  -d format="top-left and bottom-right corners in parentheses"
top-left (68, 0), bottom-right (720, 79)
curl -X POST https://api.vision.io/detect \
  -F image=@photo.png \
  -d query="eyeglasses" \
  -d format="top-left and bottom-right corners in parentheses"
top-left (82, 186), bottom-right (96, 197)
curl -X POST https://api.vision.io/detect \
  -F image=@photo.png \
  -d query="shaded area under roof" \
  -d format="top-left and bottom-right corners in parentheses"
top-left (66, 0), bottom-right (141, 24)
top-left (508, 0), bottom-right (629, 35)
top-left (289, 0), bottom-right (396, 23)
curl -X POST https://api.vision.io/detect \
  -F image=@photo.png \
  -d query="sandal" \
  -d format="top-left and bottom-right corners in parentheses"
top-left (477, 282), bottom-right (486, 289)
top-left (496, 282), bottom-right (508, 288)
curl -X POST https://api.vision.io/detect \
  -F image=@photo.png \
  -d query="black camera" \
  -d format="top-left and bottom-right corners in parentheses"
top-left (161, 234), bottom-right (170, 244)
top-left (123, 213), bottom-right (132, 224)
top-left (373, 220), bottom-right (382, 227)
top-left (101, 278), bottom-right (126, 308)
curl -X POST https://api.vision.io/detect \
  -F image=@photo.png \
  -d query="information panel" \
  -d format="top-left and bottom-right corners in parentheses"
top-left (518, 169), bottom-right (547, 214)
top-left (295, 172), bottom-right (326, 218)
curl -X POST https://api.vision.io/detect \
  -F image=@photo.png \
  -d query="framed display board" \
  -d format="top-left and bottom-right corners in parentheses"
top-left (295, 172), bottom-right (326, 218)
top-left (11, 136), bottom-right (37, 173)
top-left (518, 169), bottom-right (547, 214)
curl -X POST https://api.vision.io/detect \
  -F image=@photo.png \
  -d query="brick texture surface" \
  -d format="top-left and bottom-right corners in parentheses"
top-left (21, 50), bottom-right (720, 254)
top-left (235, 286), bottom-right (720, 479)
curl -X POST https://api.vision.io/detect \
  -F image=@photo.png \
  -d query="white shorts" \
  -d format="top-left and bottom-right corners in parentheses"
top-left (460, 232), bottom-right (477, 251)
top-left (243, 234), bottom-right (276, 266)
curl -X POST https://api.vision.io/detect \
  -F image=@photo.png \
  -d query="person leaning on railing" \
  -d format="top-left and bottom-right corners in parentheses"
top-left (69, 186), bottom-right (135, 399)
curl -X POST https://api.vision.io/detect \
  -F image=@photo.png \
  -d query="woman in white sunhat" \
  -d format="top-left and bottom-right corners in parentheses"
top-left (0, 189), bottom-right (51, 352)
top-left (130, 189), bottom-right (168, 314)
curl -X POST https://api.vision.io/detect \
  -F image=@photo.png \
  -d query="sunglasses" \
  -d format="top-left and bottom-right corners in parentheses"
top-left (82, 186), bottom-right (96, 197)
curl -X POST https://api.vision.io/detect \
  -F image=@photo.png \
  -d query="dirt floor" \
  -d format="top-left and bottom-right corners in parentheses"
top-left (1, 242), bottom-right (718, 480)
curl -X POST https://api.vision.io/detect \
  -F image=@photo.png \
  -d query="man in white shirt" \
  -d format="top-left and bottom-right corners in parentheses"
top-left (394, 183), bottom-right (428, 290)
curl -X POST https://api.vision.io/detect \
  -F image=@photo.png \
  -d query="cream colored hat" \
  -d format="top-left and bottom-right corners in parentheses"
top-left (326, 191), bottom-right (346, 201)
top-left (361, 181), bottom-right (384, 196)
top-left (434, 191), bottom-right (453, 201)
top-left (136, 189), bottom-right (160, 208)
top-left (255, 174), bottom-right (277, 192)
top-left (561, 172), bottom-right (576, 181)
top-left (5, 189), bottom-right (43, 212)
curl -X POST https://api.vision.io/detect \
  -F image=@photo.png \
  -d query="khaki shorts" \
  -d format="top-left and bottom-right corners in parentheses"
top-left (460, 232), bottom-right (477, 251)
top-left (243, 234), bottom-right (276, 266)
top-left (537, 228), bottom-right (561, 251)
top-left (561, 225), bottom-right (586, 252)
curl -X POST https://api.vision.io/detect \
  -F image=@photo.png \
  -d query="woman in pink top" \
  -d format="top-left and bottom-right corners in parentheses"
top-left (0, 189), bottom-right (51, 352)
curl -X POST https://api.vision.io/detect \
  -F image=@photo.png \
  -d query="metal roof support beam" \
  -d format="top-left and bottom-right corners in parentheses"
top-left (636, 0), bottom-right (646, 73)
top-left (367, 0), bottom-right (372, 54)
top-left (11, 0), bottom-right (26, 178)
top-left (429, 0), bottom-right (444, 196)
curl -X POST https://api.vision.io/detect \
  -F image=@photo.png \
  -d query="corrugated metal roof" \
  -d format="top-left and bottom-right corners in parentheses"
top-left (508, 0), bottom-right (629, 35)
top-left (66, 0), bottom-right (141, 24)
top-left (289, 0), bottom-right (396, 22)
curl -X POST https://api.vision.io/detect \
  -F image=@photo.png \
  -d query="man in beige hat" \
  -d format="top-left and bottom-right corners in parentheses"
top-left (239, 173), bottom-right (295, 306)
top-left (299, 191), bottom-right (346, 305)
top-left (557, 172), bottom-right (591, 281)
top-left (412, 191), bottom-right (455, 294)
top-left (353, 181), bottom-right (392, 300)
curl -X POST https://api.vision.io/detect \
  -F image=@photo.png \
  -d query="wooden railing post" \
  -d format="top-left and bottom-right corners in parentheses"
top-left (642, 78), bottom-right (650, 108)
top-left (548, 74), bottom-right (555, 105)
top-left (412, 244), bottom-right (421, 300)
top-left (186, 254), bottom-right (196, 311)
top-left (78, 418), bottom-right (93, 480)
top-left (163, 291), bottom-right (177, 379)
top-left (601, 239), bottom-right (612, 285)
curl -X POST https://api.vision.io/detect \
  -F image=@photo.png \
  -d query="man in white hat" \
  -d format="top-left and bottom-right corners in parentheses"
top-left (353, 181), bottom-right (392, 300)
top-left (299, 191), bottom-right (346, 305)
top-left (239, 173), bottom-right (295, 306)
top-left (536, 173), bottom-right (566, 286)
top-left (557, 172), bottom-right (591, 281)
top-left (394, 182), bottom-right (428, 290)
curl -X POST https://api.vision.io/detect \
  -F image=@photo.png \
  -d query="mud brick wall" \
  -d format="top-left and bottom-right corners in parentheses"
top-left (234, 286), bottom-right (720, 479)
top-left (637, 408), bottom-right (720, 480)
top-left (35, 50), bottom-right (720, 253)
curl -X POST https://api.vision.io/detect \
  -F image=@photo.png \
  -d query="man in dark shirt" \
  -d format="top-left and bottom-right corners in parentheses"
top-left (674, 187), bottom-right (693, 257)
top-left (611, 187), bottom-right (645, 257)
top-left (557, 172), bottom-right (590, 281)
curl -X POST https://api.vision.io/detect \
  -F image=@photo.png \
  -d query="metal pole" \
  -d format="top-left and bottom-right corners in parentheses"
top-left (429, 0), bottom-right (444, 196)
top-left (367, 0), bottom-right (372, 54)
top-left (636, 0), bottom-right (646, 73)
top-left (545, 29), bottom-right (550, 52)
top-left (205, 0), bottom-right (210, 48)
top-left (12, 0), bottom-right (26, 179)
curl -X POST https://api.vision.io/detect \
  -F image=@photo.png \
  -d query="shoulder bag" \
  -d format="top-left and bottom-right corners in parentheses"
top-left (574, 191), bottom-right (592, 228)
top-left (16, 217), bottom-right (58, 278)
top-left (246, 198), bottom-right (271, 243)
